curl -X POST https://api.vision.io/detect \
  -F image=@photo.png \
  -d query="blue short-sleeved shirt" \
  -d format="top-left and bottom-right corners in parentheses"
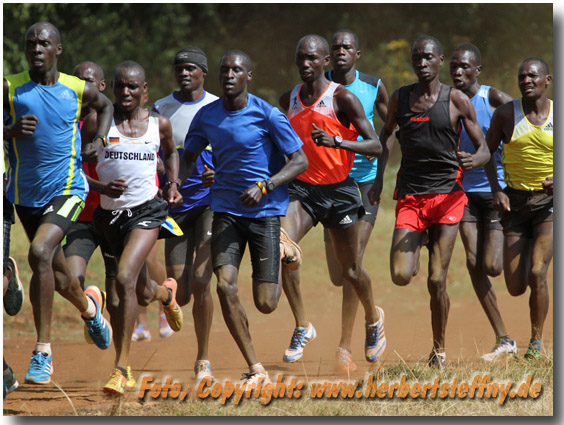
top-left (185, 94), bottom-right (303, 218)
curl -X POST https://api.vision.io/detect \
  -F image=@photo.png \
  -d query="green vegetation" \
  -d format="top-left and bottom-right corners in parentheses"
top-left (3, 3), bottom-right (553, 108)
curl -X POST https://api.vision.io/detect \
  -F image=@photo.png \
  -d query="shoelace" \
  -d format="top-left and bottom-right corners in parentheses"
top-left (85, 308), bottom-right (105, 335)
top-left (110, 208), bottom-right (133, 225)
top-left (289, 328), bottom-right (306, 349)
top-left (366, 325), bottom-right (379, 347)
top-left (30, 353), bottom-right (47, 370)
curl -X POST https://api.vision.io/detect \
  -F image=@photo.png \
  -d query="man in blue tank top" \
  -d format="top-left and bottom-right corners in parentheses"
top-left (449, 44), bottom-right (517, 362)
top-left (325, 29), bottom-right (391, 374)
top-left (3, 22), bottom-right (114, 385)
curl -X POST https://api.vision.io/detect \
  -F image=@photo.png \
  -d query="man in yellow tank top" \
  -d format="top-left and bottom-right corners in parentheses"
top-left (486, 57), bottom-right (553, 361)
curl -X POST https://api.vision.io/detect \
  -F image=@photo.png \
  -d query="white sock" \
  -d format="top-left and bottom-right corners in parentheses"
top-left (250, 362), bottom-right (265, 374)
top-left (82, 296), bottom-right (97, 319)
top-left (35, 342), bottom-right (52, 356)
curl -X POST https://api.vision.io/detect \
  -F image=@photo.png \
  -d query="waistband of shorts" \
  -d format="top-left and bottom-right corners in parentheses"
top-left (294, 176), bottom-right (355, 189)
top-left (504, 186), bottom-right (546, 195)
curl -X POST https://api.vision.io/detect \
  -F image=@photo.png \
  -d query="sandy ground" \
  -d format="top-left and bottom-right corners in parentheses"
top-left (3, 260), bottom-right (553, 415)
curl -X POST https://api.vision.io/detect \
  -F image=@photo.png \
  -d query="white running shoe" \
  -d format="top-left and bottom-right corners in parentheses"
top-left (283, 323), bottom-right (317, 362)
top-left (481, 337), bottom-right (518, 362)
top-left (194, 360), bottom-right (213, 381)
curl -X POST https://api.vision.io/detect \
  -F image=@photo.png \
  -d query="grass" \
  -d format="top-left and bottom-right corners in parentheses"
top-left (71, 353), bottom-right (553, 416)
top-left (3, 162), bottom-right (553, 416)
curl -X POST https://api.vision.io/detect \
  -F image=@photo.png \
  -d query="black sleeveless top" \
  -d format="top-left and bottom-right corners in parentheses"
top-left (395, 83), bottom-right (463, 199)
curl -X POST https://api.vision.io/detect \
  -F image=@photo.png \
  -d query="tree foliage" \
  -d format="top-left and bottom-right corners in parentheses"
top-left (4, 3), bottom-right (553, 106)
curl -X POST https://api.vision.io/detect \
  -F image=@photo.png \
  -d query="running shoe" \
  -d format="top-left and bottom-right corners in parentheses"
top-left (82, 286), bottom-right (112, 349)
top-left (3, 365), bottom-right (18, 399)
top-left (335, 347), bottom-right (357, 374)
top-left (280, 227), bottom-right (302, 270)
top-left (131, 324), bottom-right (151, 342)
top-left (365, 306), bottom-right (386, 362)
top-left (194, 360), bottom-right (213, 381)
top-left (104, 368), bottom-right (127, 396)
top-left (283, 323), bottom-right (317, 362)
top-left (524, 342), bottom-right (542, 361)
top-left (24, 351), bottom-right (53, 384)
top-left (428, 350), bottom-right (446, 369)
top-left (241, 371), bottom-right (270, 385)
top-left (480, 337), bottom-right (518, 362)
top-left (4, 256), bottom-right (24, 316)
top-left (126, 366), bottom-right (136, 389)
top-left (84, 287), bottom-right (107, 344)
top-left (159, 311), bottom-right (174, 338)
top-left (162, 278), bottom-right (183, 332)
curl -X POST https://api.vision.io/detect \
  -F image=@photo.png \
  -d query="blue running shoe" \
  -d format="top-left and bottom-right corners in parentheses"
top-left (25, 351), bottom-right (53, 384)
top-left (283, 323), bottom-right (316, 362)
top-left (83, 286), bottom-right (112, 349)
top-left (365, 306), bottom-right (386, 362)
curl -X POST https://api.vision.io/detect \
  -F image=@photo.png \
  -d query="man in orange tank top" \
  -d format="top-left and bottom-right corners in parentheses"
top-left (279, 34), bottom-right (386, 366)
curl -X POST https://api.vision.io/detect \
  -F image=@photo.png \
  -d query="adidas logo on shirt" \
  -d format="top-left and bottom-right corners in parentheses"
top-left (318, 100), bottom-right (327, 108)
top-left (59, 90), bottom-right (73, 100)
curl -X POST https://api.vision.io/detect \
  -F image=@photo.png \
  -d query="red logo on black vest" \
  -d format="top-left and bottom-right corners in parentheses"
top-left (411, 117), bottom-right (430, 122)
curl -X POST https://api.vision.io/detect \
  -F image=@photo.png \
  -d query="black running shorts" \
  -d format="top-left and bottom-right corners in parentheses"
top-left (289, 177), bottom-right (364, 229)
top-left (211, 212), bottom-right (280, 284)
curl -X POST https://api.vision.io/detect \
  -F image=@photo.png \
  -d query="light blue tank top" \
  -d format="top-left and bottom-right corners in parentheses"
top-left (459, 85), bottom-right (506, 192)
top-left (328, 70), bottom-right (380, 183)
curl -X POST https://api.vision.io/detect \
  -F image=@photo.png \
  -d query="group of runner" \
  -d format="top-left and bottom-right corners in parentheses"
top-left (3, 21), bottom-right (553, 398)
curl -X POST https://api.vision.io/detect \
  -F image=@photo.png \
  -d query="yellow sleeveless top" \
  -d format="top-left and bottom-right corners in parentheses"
top-left (502, 98), bottom-right (553, 191)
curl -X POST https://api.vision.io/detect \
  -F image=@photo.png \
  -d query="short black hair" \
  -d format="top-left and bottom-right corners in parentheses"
top-left (73, 61), bottom-right (105, 80)
top-left (115, 60), bottom-right (146, 81)
top-left (413, 35), bottom-right (443, 55)
top-left (453, 43), bottom-right (482, 66)
top-left (297, 34), bottom-right (329, 56)
top-left (332, 29), bottom-right (360, 50)
top-left (221, 49), bottom-right (252, 71)
top-left (521, 57), bottom-right (550, 75)
top-left (25, 22), bottom-right (61, 45)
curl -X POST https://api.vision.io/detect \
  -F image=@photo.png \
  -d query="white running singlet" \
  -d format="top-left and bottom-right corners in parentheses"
top-left (96, 112), bottom-right (160, 210)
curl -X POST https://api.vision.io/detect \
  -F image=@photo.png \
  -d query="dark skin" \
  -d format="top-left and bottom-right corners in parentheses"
top-left (3, 23), bottom-right (113, 345)
top-left (323, 31), bottom-right (391, 358)
top-left (372, 39), bottom-right (491, 356)
top-left (83, 64), bottom-right (182, 370)
top-left (159, 58), bottom-right (215, 362)
top-left (449, 48), bottom-right (513, 343)
top-left (486, 59), bottom-right (553, 342)
top-left (180, 52), bottom-right (308, 369)
top-left (278, 36), bottom-right (382, 332)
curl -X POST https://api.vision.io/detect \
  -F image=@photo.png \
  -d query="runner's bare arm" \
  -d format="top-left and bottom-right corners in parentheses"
top-left (159, 114), bottom-right (182, 207)
top-left (369, 90), bottom-right (399, 205)
top-left (312, 87), bottom-right (381, 156)
top-left (81, 82), bottom-right (113, 153)
top-left (3, 79), bottom-right (38, 139)
top-left (452, 89), bottom-right (490, 170)
top-left (239, 148), bottom-right (308, 207)
top-left (486, 104), bottom-right (514, 212)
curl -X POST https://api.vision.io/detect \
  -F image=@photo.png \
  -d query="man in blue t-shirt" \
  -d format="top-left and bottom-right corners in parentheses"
top-left (449, 44), bottom-right (516, 361)
top-left (326, 29), bottom-right (391, 374)
top-left (180, 49), bottom-right (308, 384)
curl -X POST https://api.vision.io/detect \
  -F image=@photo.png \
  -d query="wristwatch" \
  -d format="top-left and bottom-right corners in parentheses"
top-left (333, 136), bottom-right (343, 148)
top-left (166, 179), bottom-right (182, 189)
top-left (264, 178), bottom-right (275, 193)
top-left (93, 135), bottom-right (107, 147)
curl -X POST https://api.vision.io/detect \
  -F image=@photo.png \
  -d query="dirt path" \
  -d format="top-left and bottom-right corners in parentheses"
top-left (3, 269), bottom-right (552, 415)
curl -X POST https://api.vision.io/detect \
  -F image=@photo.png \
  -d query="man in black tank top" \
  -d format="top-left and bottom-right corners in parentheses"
top-left (368, 36), bottom-right (490, 368)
